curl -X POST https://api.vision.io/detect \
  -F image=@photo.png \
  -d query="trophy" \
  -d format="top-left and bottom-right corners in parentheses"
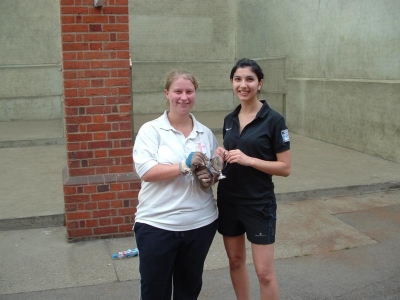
top-left (210, 155), bottom-right (226, 180)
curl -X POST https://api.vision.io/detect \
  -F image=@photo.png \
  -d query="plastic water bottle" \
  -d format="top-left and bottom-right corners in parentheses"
top-left (112, 247), bottom-right (139, 259)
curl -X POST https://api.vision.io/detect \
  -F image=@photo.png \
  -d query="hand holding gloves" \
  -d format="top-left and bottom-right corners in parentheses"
top-left (178, 152), bottom-right (215, 190)
top-left (179, 152), bottom-right (208, 175)
top-left (195, 166), bottom-right (214, 190)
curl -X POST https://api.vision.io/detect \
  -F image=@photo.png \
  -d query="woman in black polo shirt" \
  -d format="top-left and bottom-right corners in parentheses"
top-left (216, 58), bottom-right (291, 300)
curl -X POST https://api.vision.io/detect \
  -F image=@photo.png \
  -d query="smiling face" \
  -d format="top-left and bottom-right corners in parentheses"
top-left (165, 76), bottom-right (196, 116)
top-left (231, 67), bottom-right (263, 103)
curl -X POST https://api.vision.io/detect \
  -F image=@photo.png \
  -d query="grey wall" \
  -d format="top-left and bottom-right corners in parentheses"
top-left (129, 0), bottom-right (237, 114)
top-left (264, 0), bottom-right (400, 80)
top-left (235, 0), bottom-right (287, 117)
top-left (0, 0), bottom-right (63, 121)
top-left (260, 0), bottom-right (400, 163)
top-left (1, 0), bottom-right (398, 162)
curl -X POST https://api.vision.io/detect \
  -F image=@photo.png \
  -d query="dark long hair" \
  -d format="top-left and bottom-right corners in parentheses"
top-left (230, 58), bottom-right (264, 82)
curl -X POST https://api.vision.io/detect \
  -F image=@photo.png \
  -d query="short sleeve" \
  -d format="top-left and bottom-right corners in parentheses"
top-left (132, 123), bottom-right (159, 178)
top-left (272, 117), bottom-right (291, 153)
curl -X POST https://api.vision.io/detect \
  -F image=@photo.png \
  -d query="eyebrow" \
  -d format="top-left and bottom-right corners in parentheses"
top-left (233, 75), bottom-right (256, 79)
top-left (173, 88), bottom-right (195, 91)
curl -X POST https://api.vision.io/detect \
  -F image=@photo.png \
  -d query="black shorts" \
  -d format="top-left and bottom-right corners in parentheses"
top-left (217, 199), bottom-right (277, 245)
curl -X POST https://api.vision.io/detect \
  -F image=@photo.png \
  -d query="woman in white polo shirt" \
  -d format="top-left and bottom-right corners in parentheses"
top-left (133, 70), bottom-right (218, 300)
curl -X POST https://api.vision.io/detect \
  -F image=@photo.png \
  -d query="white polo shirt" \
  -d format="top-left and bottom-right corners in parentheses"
top-left (133, 111), bottom-right (218, 231)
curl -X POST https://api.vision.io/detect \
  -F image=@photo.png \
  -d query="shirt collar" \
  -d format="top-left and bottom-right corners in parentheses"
top-left (257, 100), bottom-right (271, 118)
top-left (158, 110), bottom-right (204, 133)
top-left (231, 100), bottom-right (270, 119)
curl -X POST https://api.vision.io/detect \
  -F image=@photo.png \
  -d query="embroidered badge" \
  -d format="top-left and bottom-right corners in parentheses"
top-left (281, 129), bottom-right (290, 143)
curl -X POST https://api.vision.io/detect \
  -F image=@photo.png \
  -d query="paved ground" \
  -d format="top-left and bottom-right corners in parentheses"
top-left (0, 113), bottom-right (399, 299)
top-left (1, 191), bottom-right (399, 299)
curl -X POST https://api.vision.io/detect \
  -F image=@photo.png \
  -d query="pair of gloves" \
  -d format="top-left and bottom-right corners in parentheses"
top-left (179, 152), bottom-right (214, 190)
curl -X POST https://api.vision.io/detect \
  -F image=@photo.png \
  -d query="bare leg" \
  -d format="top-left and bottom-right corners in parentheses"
top-left (251, 243), bottom-right (279, 300)
top-left (223, 234), bottom-right (250, 300)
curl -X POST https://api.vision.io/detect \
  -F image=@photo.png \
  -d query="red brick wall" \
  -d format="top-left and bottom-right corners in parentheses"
top-left (60, 0), bottom-right (140, 242)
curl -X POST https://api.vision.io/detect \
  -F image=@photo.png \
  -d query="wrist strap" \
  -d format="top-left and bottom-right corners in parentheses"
top-left (185, 152), bottom-right (194, 168)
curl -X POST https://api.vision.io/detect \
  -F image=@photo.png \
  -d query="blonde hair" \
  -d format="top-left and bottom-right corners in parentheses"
top-left (164, 70), bottom-right (199, 91)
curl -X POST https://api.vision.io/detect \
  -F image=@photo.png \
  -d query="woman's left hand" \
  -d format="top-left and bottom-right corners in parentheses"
top-left (225, 149), bottom-right (291, 177)
top-left (225, 149), bottom-right (253, 166)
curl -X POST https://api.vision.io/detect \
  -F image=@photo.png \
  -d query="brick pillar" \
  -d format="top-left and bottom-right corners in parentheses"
top-left (60, 0), bottom-right (140, 242)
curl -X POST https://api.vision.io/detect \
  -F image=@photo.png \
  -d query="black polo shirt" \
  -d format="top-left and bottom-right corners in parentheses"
top-left (217, 100), bottom-right (290, 204)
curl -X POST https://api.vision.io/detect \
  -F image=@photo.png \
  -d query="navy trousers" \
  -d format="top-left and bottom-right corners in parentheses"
top-left (134, 220), bottom-right (217, 300)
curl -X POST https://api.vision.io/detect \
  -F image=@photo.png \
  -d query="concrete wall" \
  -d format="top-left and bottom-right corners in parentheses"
top-left (260, 0), bottom-right (400, 163)
top-left (1, 0), bottom-right (398, 162)
top-left (0, 0), bottom-right (63, 121)
top-left (129, 0), bottom-right (237, 114)
top-left (235, 0), bottom-right (287, 117)
top-left (128, 0), bottom-right (288, 117)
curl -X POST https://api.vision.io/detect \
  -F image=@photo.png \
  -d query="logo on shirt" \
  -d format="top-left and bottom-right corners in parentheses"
top-left (225, 128), bottom-right (232, 131)
top-left (281, 129), bottom-right (290, 143)
top-left (197, 142), bottom-right (206, 153)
